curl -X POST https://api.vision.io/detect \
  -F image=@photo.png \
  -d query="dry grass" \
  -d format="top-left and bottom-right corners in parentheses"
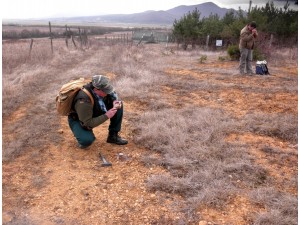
top-left (133, 107), bottom-right (270, 221)
top-left (242, 113), bottom-right (298, 143)
top-left (249, 187), bottom-right (298, 225)
top-left (2, 36), bottom-right (297, 224)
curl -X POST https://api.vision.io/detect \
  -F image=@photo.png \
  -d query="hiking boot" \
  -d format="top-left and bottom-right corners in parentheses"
top-left (78, 143), bottom-right (89, 149)
top-left (107, 133), bottom-right (128, 145)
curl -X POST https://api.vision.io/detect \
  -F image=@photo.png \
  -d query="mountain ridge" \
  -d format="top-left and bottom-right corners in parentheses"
top-left (48, 2), bottom-right (239, 25)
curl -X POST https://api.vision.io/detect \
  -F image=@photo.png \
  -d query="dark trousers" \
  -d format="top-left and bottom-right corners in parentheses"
top-left (68, 106), bottom-right (124, 147)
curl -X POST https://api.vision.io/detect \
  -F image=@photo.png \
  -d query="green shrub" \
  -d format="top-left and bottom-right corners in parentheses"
top-left (199, 55), bottom-right (207, 63)
top-left (227, 44), bottom-right (240, 60)
top-left (253, 48), bottom-right (264, 61)
top-left (218, 56), bottom-right (226, 61)
top-left (227, 45), bottom-right (264, 61)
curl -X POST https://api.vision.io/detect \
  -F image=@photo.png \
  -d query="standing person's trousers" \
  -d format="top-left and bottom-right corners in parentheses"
top-left (239, 48), bottom-right (253, 74)
top-left (68, 106), bottom-right (124, 148)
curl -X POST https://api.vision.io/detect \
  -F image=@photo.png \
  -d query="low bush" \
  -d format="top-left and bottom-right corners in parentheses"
top-left (227, 44), bottom-right (265, 61)
top-left (227, 44), bottom-right (240, 60)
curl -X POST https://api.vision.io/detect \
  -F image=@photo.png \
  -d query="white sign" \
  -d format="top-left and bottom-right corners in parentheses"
top-left (216, 40), bottom-right (223, 47)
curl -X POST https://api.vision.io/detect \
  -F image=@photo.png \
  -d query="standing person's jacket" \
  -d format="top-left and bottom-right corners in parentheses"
top-left (70, 83), bottom-right (117, 130)
top-left (239, 26), bottom-right (257, 49)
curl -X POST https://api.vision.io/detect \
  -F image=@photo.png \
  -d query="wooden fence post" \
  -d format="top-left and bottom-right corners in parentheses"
top-left (65, 25), bottom-right (69, 48)
top-left (82, 29), bottom-right (88, 47)
top-left (69, 27), bottom-right (77, 48)
top-left (49, 21), bottom-right (54, 53)
top-left (206, 34), bottom-right (210, 50)
top-left (269, 34), bottom-right (273, 48)
top-left (78, 27), bottom-right (82, 49)
top-left (29, 38), bottom-right (34, 55)
top-left (166, 35), bottom-right (169, 48)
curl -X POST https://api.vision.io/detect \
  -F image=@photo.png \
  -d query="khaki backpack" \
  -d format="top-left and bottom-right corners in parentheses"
top-left (56, 78), bottom-right (94, 116)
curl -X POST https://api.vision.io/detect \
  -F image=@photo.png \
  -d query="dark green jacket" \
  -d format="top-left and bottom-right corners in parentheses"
top-left (72, 83), bottom-right (116, 129)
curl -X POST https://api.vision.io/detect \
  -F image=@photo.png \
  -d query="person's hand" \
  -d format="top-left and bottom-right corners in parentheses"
top-left (113, 100), bottom-right (122, 109)
top-left (252, 29), bottom-right (257, 36)
top-left (105, 108), bottom-right (117, 118)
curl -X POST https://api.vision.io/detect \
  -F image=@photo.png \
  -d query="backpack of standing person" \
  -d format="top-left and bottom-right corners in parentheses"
top-left (56, 78), bottom-right (94, 116)
top-left (256, 60), bottom-right (270, 75)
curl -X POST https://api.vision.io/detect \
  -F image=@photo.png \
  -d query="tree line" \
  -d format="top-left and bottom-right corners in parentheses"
top-left (172, 1), bottom-right (298, 51)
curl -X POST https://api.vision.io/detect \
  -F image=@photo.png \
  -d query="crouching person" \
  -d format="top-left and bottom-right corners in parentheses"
top-left (68, 75), bottom-right (128, 148)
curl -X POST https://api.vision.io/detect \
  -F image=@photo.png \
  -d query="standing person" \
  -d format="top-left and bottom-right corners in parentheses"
top-left (68, 75), bottom-right (128, 148)
top-left (239, 21), bottom-right (258, 75)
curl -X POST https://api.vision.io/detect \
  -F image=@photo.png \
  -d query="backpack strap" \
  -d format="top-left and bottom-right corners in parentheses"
top-left (82, 88), bottom-right (95, 106)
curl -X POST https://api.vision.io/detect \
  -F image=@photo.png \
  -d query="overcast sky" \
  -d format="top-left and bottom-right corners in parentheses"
top-left (1, 0), bottom-right (298, 19)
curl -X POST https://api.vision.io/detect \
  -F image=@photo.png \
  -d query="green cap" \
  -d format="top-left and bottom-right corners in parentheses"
top-left (92, 75), bottom-right (114, 94)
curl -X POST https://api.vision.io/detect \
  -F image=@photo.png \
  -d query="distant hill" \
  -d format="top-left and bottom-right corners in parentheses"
top-left (88, 2), bottom-right (236, 25)
top-left (166, 2), bottom-right (232, 19)
top-left (37, 2), bottom-right (239, 26)
top-left (99, 10), bottom-right (176, 24)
